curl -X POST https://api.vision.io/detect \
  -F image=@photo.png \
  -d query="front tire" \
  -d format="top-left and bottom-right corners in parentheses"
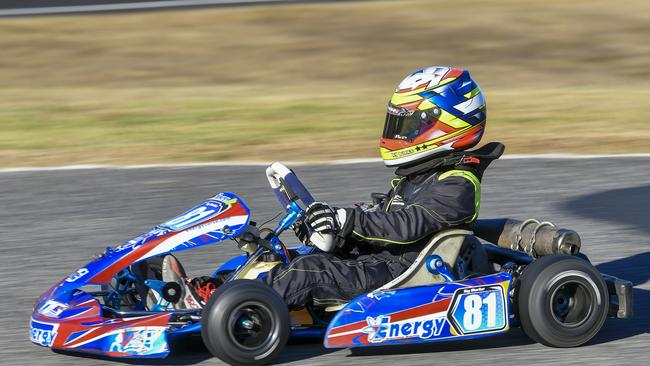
top-left (517, 254), bottom-right (608, 347)
top-left (201, 279), bottom-right (289, 366)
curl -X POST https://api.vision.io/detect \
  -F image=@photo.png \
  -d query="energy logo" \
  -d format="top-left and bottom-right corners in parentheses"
top-left (30, 319), bottom-right (58, 347)
top-left (361, 315), bottom-right (391, 342)
top-left (361, 314), bottom-right (447, 343)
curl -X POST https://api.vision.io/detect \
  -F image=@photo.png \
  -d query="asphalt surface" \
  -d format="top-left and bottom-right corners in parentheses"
top-left (1, 158), bottom-right (649, 365)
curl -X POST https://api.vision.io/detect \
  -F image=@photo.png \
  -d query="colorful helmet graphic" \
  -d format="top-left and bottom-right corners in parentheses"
top-left (380, 66), bottom-right (486, 166)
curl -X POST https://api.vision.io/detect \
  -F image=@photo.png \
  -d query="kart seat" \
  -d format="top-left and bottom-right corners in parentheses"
top-left (324, 229), bottom-right (476, 312)
top-left (376, 229), bottom-right (474, 290)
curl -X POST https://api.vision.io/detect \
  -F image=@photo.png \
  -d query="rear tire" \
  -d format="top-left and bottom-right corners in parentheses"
top-left (201, 280), bottom-right (289, 366)
top-left (517, 254), bottom-right (608, 347)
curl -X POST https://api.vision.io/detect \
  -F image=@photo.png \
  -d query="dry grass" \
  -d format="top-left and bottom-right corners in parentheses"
top-left (0, 0), bottom-right (649, 166)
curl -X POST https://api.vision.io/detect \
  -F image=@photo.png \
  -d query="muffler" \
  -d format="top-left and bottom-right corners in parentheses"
top-left (472, 218), bottom-right (581, 257)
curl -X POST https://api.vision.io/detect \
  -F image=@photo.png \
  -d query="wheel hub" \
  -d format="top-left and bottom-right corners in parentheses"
top-left (550, 280), bottom-right (594, 327)
top-left (227, 301), bottom-right (274, 350)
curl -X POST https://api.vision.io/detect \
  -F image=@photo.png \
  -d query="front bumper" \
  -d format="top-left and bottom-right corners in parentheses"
top-left (30, 311), bottom-right (172, 358)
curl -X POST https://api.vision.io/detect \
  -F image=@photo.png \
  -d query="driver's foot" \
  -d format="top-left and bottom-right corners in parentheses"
top-left (161, 255), bottom-right (203, 310)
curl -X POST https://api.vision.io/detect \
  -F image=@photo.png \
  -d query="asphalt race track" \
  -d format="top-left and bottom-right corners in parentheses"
top-left (1, 158), bottom-right (649, 365)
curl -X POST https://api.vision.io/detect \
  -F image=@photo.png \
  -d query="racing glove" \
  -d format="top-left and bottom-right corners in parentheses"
top-left (291, 221), bottom-right (310, 245)
top-left (303, 202), bottom-right (348, 252)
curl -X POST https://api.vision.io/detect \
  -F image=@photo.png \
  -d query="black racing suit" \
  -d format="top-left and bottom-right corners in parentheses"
top-left (264, 145), bottom-right (500, 308)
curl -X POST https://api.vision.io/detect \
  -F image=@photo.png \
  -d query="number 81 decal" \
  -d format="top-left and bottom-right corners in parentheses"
top-left (447, 285), bottom-right (508, 335)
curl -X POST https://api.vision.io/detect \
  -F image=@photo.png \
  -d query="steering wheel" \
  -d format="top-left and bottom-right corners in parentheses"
top-left (265, 162), bottom-right (336, 250)
top-left (265, 162), bottom-right (315, 209)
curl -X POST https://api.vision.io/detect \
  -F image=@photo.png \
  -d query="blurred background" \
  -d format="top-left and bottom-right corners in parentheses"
top-left (1, 0), bottom-right (648, 167)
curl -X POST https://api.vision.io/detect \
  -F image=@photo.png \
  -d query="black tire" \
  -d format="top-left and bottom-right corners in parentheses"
top-left (201, 279), bottom-right (289, 366)
top-left (516, 254), bottom-right (608, 347)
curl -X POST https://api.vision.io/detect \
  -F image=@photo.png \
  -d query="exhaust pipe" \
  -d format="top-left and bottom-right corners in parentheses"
top-left (472, 218), bottom-right (581, 257)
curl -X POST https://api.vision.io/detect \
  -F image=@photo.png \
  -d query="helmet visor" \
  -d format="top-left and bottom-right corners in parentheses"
top-left (382, 104), bottom-right (440, 141)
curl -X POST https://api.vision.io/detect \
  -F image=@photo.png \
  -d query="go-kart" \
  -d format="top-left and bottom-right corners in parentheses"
top-left (30, 162), bottom-right (633, 365)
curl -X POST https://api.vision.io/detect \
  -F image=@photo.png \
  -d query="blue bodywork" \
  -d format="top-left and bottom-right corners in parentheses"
top-left (324, 271), bottom-right (512, 348)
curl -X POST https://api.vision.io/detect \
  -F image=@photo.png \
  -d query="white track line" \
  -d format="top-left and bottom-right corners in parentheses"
top-left (1, 154), bottom-right (649, 173)
top-left (0, 0), bottom-right (294, 17)
top-left (502, 153), bottom-right (650, 159)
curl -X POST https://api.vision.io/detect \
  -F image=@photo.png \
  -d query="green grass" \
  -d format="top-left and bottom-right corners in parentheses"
top-left (0, 87), bottom-right (384, 164)
top-left (0, 0), bottom-right (649, 167)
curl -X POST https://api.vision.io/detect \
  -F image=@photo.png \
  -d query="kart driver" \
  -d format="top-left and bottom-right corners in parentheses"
top-left (263, 66), bottom-right (504, 308)
top-left (151, 66), bottom-right (502, 311)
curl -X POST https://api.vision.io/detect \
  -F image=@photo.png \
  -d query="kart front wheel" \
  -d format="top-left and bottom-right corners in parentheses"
top-left (517, 254), bottom-right (608, 347)
top-left (201, 279), bottom-right (289, 366)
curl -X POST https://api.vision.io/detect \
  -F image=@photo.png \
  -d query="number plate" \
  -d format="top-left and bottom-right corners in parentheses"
top-left (448, 285), bottom-right (508, 335)
top-left (161, 200), bottom-right (227, 231)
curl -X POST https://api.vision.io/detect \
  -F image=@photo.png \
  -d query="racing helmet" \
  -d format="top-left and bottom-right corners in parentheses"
top-left (380, 66), bottom-right (486, 166)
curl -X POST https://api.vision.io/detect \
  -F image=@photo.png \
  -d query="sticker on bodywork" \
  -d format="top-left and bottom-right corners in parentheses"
top-left (160, 193), bottom-right (238, 232)
top-left (361, 314), bottom-right (447, 343)
top-left (108, 328), bottom-right (167, 355)
top-left (30, 318), bottom-right (59, 347)
top-left (161, 200), bottom-right (227, 231)
top-left (448, 285), bottom-right (507, 335)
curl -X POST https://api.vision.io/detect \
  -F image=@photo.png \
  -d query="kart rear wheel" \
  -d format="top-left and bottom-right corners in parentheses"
top-left (516, 254), bottom-right (608, 347)
top-left (201, 279), bottom-right (289, 366)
